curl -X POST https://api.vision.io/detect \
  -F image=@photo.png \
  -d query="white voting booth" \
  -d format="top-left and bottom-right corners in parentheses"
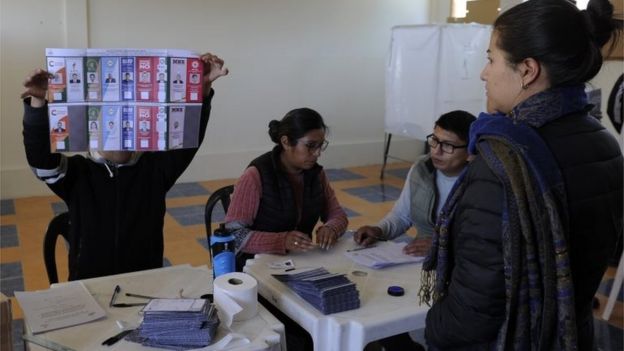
top-left (382, 24), bottom-right (491, 176)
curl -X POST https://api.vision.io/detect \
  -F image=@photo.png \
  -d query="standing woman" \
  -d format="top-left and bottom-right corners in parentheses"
top-left (422, 0), bottom-right (623, 350)
top-left (225, 108), bottom-right (348, 268)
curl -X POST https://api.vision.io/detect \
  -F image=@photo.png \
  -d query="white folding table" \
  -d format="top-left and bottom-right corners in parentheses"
top-left (23, 264), bottom-right (285, 351)
top-left (243, 234), bottom-right (429, 351)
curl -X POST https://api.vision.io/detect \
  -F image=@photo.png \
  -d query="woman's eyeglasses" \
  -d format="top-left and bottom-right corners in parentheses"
top-left (298, 140), bottom-right (329, 154)
top-left (426, 134), bottom-right (467, 154)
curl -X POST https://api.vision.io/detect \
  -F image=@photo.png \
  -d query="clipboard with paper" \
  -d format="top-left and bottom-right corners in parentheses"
top-left (344, 241), bottom-right (424, 269)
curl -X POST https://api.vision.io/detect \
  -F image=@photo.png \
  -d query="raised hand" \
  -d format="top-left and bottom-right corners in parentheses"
top-left (200, 52), bottom-right (229, 94)
top-left (21, 69), bottom-right (54, 107)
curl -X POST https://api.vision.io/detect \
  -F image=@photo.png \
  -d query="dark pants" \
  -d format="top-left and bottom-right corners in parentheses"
top-left (258, 295), bottom-right (313, 351)
top-left (379, 332), bottom-right (426, 351)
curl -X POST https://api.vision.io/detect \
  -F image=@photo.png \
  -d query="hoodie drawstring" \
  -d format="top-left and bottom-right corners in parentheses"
top-left (104, 163), bottom-right (114, 178)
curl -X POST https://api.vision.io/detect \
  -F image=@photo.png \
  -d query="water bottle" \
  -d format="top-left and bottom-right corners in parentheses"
top-left (210, 223), bottom-right (236, 278)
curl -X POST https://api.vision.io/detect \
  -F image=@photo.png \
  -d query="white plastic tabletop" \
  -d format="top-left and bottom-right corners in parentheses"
top-left (243, 233), bottom-right (430, 351)
top-left (25, 264), bottom-right (285, 351)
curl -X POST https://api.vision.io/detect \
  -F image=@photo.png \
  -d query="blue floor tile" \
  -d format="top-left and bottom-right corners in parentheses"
top-left (1, 225), bottom-right (19, 248)
top-left (12, 318), bottom-right (23, 351)
top-left (325, 169), bottom-right (365, 182)
top-left (598, 279), bottom-right (623, 302)
top-left (206, 204), bottom-right (225, 224)
top-left (342, 207), bottom-right (360, 218)
top-left (167, 205), bottom-right (206, 226)
top-left (343, 184), bottom-right (402, 203)
top-left (51, 201), bottom-right (68, 215)
top-left (0, 262), bottom-right (23, 297)
top-left (0, 199), bottom-right (15, 216)
top-left (197, 238), bottom-right (209, 251)
top-left (386, 167), bottom-right (410, 180)
top-left (166, 182), bottom-right (209, 199)
top-left (594, 317), bottom-right (623, 351)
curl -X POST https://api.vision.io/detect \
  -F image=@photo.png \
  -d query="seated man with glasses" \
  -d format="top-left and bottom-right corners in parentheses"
top-left (355, 110), bottom-right (476, 252)
top-left (354, 110), bottom-right (475, 351)
top-left (225, 107), bottom-right (348, 267)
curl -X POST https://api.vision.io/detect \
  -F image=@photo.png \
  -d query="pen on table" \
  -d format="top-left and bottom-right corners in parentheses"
top-left (366, 234), bottom-right (388, 242)
top-left (346, 244), bottom-right (377, 252)
top-left (111, 302), bottom-right (147, 307)
top-left (101, 329), bottom-right (134, 346)
top-left (125, 292), bottom-right (160, 299)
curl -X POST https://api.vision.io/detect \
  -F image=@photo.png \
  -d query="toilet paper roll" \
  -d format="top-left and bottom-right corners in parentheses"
top-left (213, 272), bottom-right (258, 327)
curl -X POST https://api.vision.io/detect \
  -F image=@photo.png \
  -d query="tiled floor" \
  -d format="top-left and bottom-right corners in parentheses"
top-left (0, 163), bottom-right (622, 350)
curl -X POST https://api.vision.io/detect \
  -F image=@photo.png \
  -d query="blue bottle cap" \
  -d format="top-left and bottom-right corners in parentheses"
top-left (387, 286), bottom-right (405, 296)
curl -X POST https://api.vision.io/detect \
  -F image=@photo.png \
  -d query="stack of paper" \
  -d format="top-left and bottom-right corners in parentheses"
top-left (344, 241), bottom-right (424, 269)
top-left (130, 299), bottom-right (219, 350)
top-left (14, 282), bottom-right (106, 334)
top-left (273, 268), bottom-right (360, 314)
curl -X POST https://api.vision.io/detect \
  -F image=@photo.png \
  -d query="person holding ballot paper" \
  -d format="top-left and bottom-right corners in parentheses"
top-left (21, 52), bottom-right (228, 280)
top-left (354, 111), bottom-right (475, 256)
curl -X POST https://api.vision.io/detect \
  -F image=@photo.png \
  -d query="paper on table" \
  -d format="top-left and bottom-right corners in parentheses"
top-left (14, 281), bottom-right (105, 334)
top-left (213, 292), bottom-right (242, 327)
top-left (344, 241), bottom-right (424, 269)
top-left (143, 298), bottom-right (206, 312)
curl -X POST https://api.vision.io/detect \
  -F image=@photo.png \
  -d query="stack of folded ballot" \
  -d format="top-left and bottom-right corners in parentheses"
top-left (129, 298), bottom-right (219, 350)
top-left (272, 268), bottom-right (360, 314)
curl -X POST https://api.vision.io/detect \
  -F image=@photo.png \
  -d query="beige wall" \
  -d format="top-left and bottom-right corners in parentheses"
top-left (1, 0), bottom-right (622, 199)
top-left (1, 0), bottom-right (431, 198)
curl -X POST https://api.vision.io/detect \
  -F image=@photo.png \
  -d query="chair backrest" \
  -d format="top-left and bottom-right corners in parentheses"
top-left (43, 212), bottom-right (70, 285)
top-left (204, 185), bottom-right (235, 242)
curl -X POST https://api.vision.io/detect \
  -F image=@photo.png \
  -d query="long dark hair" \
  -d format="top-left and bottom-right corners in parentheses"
top-left (268, 108), bottom-right (328, 148)
top-left (494, 0), bottom-right (621, 87)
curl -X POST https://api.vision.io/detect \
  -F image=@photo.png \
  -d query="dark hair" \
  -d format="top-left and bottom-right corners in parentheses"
top-left (268, 108), bottom-right (328, 147)
top-left (494, 0), bottom-right (621, 87)
top-left (435, 110), bottom-right (476, 143)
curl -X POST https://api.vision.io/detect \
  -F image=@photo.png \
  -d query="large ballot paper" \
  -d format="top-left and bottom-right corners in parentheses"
top-left (45, 48), bottom-right (204, 152)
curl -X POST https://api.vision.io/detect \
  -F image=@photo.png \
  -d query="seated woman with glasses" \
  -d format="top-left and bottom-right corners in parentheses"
top-left (355, 110), bottom-right (476, 252)
top-left (225, 107), bottom-right (348, 268)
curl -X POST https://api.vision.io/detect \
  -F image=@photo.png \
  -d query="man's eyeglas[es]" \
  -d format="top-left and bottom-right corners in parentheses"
top-left (426, 134), bottom-right (467, 154)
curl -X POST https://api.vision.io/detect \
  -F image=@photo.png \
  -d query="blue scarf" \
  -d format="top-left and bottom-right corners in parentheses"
top-left (420, 85), bottom-right (587, 350)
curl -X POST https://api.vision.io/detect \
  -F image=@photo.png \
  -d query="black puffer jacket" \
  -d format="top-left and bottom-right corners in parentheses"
top-left (425, 110), bottom-right (623, 350)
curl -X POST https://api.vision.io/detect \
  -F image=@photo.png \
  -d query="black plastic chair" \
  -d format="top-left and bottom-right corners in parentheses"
top-left (204, 185), bottom-right (235, 242)
top-left (43, 212), bottom-right (70, 285)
